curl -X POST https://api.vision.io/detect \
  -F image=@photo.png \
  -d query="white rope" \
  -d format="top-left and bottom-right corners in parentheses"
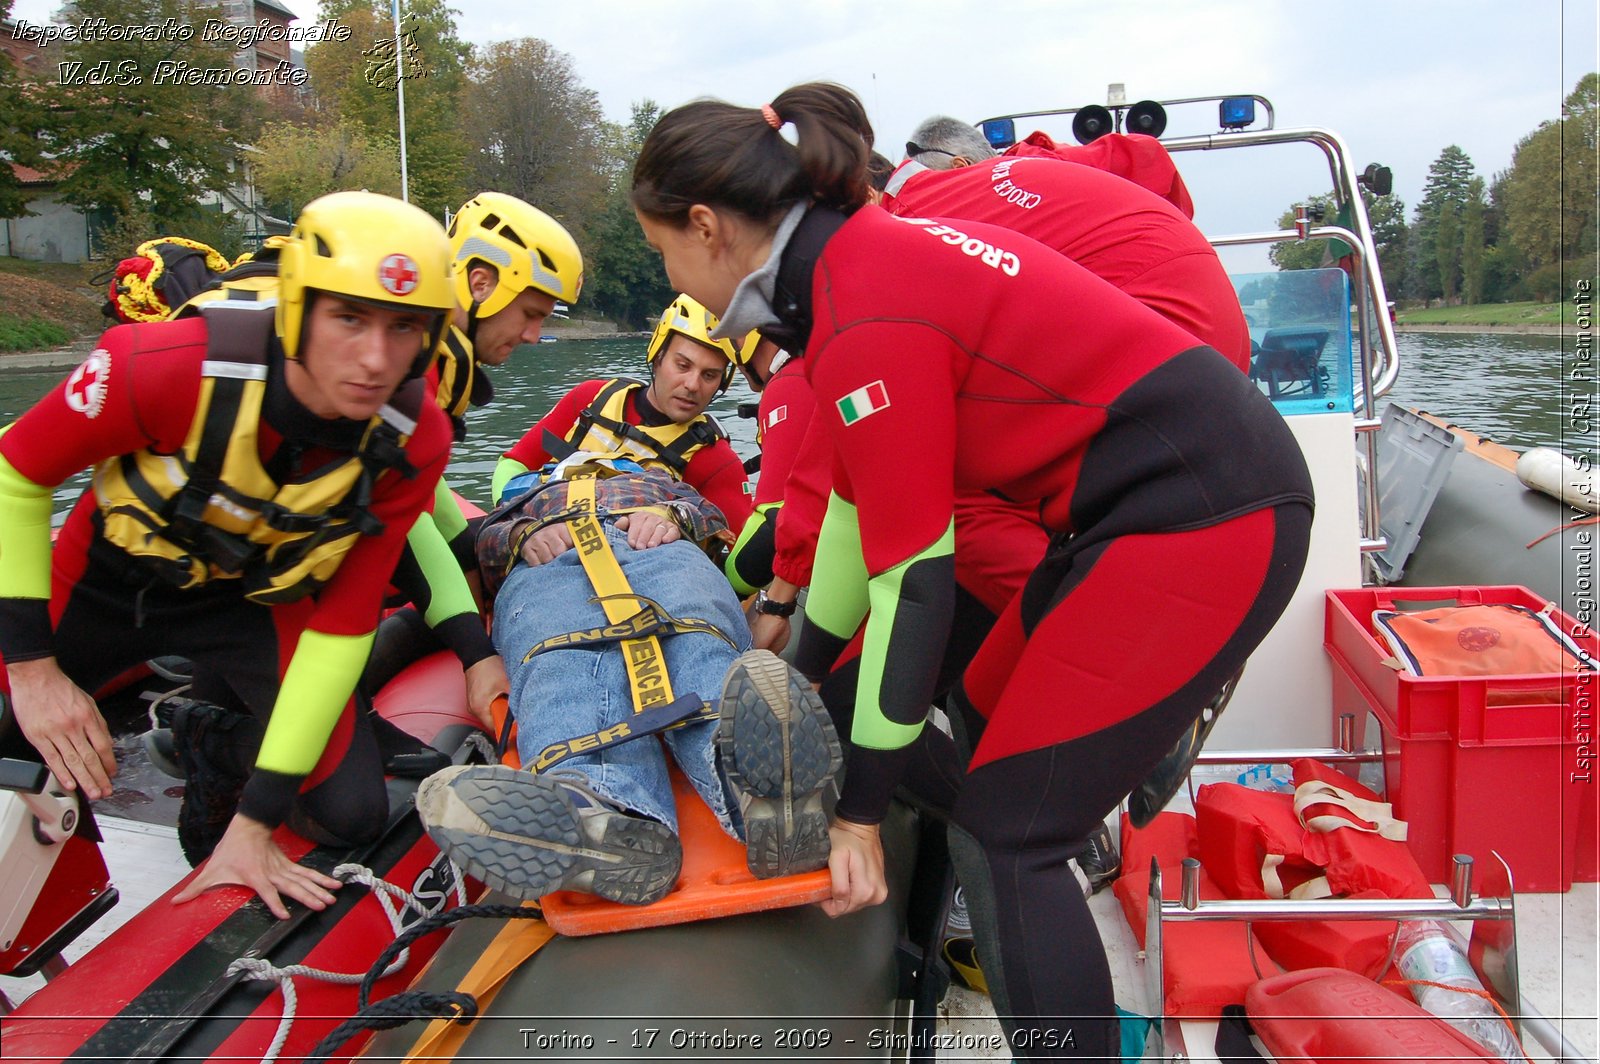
top-left (142, 683), bottom-right (193, 731)
top-left (224, 956), bottom-right (298, 1064)
top-left (462, 730), bottom-right (497, 763)
top-left (222, 861), bottom-right (466, 1064)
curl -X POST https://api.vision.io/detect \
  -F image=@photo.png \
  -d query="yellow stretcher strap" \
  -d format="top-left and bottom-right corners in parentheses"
top-left (509, 470), bottom-right (730, 773)
top-left (401, 902), bottom-right (555, 1062)
top-left (520, 593), bottom-right (736, 661)
top-left (564, 471), bottom-right (676, 715)
top-left (528, 694), bottom-right (716, 773)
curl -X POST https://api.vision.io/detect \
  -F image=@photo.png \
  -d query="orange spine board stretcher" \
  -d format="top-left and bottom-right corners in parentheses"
top-left (488, 692), bottom-right (831, 936)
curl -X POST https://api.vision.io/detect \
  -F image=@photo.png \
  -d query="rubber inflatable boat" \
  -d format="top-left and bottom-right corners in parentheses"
top-left (1390, 408), bottom-right (1594, 622)
top-left (0, 655), bottom-right (482, 1063)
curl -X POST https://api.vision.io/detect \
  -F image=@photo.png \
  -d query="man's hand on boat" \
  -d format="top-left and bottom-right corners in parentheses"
top-left (463, 655), bottom-right (509, 732)
top-left (821, 818), bottom-right (888, 917)
top-left (172, 813), bottom-right (342, 920)
top-left (6, 657), bottom-right (118, 800)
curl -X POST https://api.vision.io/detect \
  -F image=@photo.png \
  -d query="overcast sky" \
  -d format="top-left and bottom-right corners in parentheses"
top-left (10, 0), bottom-right (1597, 269)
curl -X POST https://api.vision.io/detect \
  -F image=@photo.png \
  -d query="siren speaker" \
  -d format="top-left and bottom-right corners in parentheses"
top-left (1071, 105), bottom-right (1114, 144)
top-left (1360, 163), bottom-right (1394, 197)
top-left (1124, 100), bottom-right (1167, 138)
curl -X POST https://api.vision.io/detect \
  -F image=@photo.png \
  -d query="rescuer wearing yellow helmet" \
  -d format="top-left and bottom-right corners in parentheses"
top-left (357, 193), bottom-right (588, 736)
top-left (490, 294), bottom-right (753, 545)
top-left (0, 191), bottom-right (455, 920)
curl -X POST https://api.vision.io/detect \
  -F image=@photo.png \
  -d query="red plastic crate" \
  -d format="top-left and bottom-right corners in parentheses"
top-left (1325, 586), bottom-right (1599, 892)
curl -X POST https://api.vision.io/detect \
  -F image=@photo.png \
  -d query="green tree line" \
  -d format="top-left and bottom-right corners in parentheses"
top-left (1272, 73), bottom-right (1598, 305)
top-left (0, 0), bottom-right (672, 326)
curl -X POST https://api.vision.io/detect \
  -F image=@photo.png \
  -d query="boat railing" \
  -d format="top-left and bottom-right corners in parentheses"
top-left (972, 100), bottom-right (1402, 402)
top-left (1143, 713), bottom-right (1594, 1064)
top-left (1162, 124), bottom-right (1404, 562)
top-left (1144, 851), bottom-right (1524, 1063)
top-left (975, 98), bottom-right (1403, 564)
top-left (1142, 720), bottom-right (1525, 1064)
top-left (1204, 223), bottom-right (1386, 556)
top-left (1161, 124), bottom-right (1402, 403)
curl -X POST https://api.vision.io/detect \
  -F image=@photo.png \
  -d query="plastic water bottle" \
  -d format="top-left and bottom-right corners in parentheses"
top-left (1393, 919), bottom-right (1522, 1062)
top-left (1236, 762), bottom-right (1294, 792)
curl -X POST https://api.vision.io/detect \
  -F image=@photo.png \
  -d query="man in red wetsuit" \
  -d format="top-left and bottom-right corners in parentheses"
top-left (492, 294), bottom-right (751, 527)
top-left (0, 191), bottom-right (455, 919)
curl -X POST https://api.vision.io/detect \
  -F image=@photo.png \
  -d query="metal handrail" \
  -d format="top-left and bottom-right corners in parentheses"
top-left (1145, 853), bottom-right (1523, 1063)
top-left (1164, 125), bottom-right (1402, 569)
top-left (1160, 125), bottom-right (1402, 401)
top-left (978, 93), bottom-right (1277, 132)
top-left (1202, 223), bottom-right (1386, 553)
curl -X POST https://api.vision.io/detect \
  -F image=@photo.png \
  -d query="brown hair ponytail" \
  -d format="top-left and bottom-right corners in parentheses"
top-left (631, 82), bottom-right (875, 226)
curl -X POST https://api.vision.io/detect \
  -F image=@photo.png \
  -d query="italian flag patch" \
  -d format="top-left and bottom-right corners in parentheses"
top-left (836, 380), bottom-right (891, 425)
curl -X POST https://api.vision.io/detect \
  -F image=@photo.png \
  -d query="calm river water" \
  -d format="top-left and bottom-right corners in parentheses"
top-left (0, 330), bottom-right (1581, 517)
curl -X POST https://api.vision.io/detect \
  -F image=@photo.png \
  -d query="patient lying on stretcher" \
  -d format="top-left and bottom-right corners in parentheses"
top-left (417, 457), bottom-right (840, 905)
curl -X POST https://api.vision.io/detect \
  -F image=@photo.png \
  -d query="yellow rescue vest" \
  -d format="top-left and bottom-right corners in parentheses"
top-left (92, 298), bottom-right (423, 604)
top-left (432, 325), bottom-right (492, 441)
top-left (558, 378), bottom-right (725, 478)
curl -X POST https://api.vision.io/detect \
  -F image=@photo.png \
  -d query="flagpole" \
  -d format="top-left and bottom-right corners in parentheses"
top-left (391, 0), bottom-right (409, 202)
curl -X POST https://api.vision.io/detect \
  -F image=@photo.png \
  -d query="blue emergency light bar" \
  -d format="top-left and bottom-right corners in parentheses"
top-left (1219, 97), bottom-right (1256, 129)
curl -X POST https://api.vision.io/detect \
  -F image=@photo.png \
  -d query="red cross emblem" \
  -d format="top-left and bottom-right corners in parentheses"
top-left (65, 349), bottom-right (110, 418)
top-left (378, 253), bottom-right (420, 296)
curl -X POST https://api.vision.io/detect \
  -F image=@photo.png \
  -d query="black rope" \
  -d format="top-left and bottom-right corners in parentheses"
top-left (357, 901), bottom-right (544, 1009)
top-left (302, 989), bottom-right (478, 1064)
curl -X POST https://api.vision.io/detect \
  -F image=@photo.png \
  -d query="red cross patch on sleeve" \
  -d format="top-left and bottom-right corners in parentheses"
top-left (64, 348), bottom-right (111, 419)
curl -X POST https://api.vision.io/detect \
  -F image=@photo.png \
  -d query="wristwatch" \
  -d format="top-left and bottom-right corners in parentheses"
top-left (754, 589), bottom-right (798, 617)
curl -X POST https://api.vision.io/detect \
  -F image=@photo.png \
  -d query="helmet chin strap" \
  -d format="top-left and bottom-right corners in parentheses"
top-left (465, 297), bottom-right (484, 345)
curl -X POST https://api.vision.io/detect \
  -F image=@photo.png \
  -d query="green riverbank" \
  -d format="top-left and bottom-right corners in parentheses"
top-left (1395, 300), bottom-right (1582, 330)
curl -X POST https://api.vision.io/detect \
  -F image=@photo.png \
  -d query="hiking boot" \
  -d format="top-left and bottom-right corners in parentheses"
top-left (143, 727), bottom-right (182, 779)
top-left (1126, 668), bottom-right (1244, 829)
top-left (169, 700), bottom-right (258, 867)
top-left (140, 688), bottom-right (192, 779)
top-left (416, 764), bottom-right (681, 905)
top-left (718, 650), bottom-right (843, 879)
top-left (1076, 820), bottom-right (1121, 895)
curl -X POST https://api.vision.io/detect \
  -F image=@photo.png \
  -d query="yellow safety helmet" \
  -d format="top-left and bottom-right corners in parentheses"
top-left (734, 330), bottom-right (764, 367)
top-left (231, 234), bottom-right (290, 270)
top-left (646, 294), bottom-right (739, 392)
top-left (732, 328), bottom-right (786, 390)
top-left (276, 191), bottom-right (454, 376)
top-left (449, 192), bottom-right (584, 332)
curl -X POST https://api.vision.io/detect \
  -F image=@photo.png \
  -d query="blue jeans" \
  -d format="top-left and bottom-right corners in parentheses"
top-left (492, 526), bottom-right (751, 836)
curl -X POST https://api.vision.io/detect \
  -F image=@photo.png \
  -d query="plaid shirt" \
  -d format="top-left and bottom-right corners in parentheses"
top-left (476, 470), bottom-right (729, 599)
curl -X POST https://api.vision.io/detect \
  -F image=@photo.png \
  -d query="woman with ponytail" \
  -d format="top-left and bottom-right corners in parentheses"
top-left (632, 82), bottom-right (1314, 1061)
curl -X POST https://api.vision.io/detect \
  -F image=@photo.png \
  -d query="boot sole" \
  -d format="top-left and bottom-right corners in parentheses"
top-left (719, 650), bottom-right (843, 878)
top-left (417, 765), bottom-right (681, 905)
top-left (142, 729), bottom-right (183, 780)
